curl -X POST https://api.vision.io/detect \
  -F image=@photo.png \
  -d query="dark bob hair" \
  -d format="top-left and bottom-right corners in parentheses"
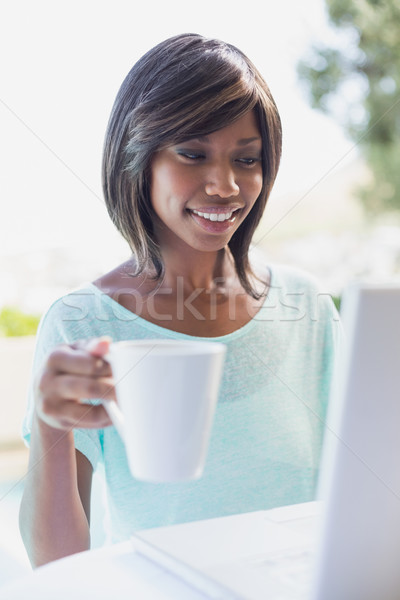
top-left (102, 33), bottom-right (282, 298)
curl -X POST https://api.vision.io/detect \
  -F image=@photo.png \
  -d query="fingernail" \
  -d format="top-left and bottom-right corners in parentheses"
top-left (95, 358), bottom-right (103, 371)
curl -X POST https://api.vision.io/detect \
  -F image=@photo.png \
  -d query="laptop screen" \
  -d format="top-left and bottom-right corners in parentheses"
top-left (313, 284), bottom-right (400, 600)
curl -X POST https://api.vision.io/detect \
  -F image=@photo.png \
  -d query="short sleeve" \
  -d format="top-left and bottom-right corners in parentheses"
top-left (22, 295), bottom-right (102, 471)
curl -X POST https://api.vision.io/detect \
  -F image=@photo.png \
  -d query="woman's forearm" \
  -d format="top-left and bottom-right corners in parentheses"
top-left (19, 415), bottom-right (91, 567)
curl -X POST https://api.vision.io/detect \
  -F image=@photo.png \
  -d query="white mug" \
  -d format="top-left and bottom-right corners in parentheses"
top-left (104, 339), bottom-right (226, 482)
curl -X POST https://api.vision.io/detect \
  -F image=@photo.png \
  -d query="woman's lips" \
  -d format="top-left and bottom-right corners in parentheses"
top-left (191, 208), bottom-right (237, 222)
top-left (188, 207), bottom-right (241, 233)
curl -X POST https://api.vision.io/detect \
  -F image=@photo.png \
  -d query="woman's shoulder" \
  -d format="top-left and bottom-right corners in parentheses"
top-left (37, 259), bottom-right (149, 339)
top-left (250, 248), bottom-right (319, 293)
top-left (92, 259), bottom-right (153, 298)
top-left (33, 284), bottom-right (102, 349)
top-left (265, 263), bottom-right (339, 324)
top-left (269, 264), bottom-right (322, 293)
top-left (39, 259), bottom-right (140, 321)
top-left (40, 283), bottom-right (100, 320)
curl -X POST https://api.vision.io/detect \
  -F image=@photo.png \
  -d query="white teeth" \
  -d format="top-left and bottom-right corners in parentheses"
top-left (192, 209), bottom-right (235, 222)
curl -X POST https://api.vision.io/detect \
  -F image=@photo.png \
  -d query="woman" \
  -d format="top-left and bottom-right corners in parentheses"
top-left (19, 33), bottom-right (340, 567)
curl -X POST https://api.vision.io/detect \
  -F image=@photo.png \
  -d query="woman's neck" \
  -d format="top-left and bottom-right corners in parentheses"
top-left (158, 246), bottom-right (236, 295)
top-left (92, 247), bottom-right (269, 337)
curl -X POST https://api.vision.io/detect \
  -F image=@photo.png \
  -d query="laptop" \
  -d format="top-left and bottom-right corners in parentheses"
top-left (133, 283), bottom-right (400, 599)
top-left (312, 282), bottom-right (400, 600)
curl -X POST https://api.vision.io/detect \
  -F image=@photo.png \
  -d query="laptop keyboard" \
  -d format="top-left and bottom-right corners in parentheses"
top-left (245, 546), bottom-right (315, 594)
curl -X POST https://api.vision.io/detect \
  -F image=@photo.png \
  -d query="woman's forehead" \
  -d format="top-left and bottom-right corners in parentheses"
top-left (172, 110), bottom-right (262, 144)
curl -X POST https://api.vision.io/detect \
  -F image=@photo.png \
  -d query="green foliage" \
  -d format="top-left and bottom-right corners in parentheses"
top-left (331, 295), bottom-right (341, 313)
top-left (297, 0), bottom-right (400, 213)
top-left (0, 306), bottom-right (41, 337)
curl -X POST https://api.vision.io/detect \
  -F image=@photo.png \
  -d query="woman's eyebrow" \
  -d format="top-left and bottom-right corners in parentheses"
top-left (237, 137), bottom-right (262, 146)
top-left (181, 136), bottom-right (262, 146)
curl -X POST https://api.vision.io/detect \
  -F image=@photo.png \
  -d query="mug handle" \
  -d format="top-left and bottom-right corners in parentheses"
top-left (102, 399), bottom-right (126, 440)
top-left (102, 351), bottom-right (126, 440)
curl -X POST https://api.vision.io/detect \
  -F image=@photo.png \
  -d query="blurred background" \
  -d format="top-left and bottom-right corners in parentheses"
top-left (1, 0), bottom-right (399, 584)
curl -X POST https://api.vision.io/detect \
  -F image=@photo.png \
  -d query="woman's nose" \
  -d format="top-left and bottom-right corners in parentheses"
top-left (205, 163), bottom-right (240, 198)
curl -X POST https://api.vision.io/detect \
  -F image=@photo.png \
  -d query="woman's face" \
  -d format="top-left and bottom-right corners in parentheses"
top-left (149, 110), bottom-right (263, 255)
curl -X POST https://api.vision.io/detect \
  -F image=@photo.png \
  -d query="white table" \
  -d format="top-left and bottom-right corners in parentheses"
top-left (0, 502), bottom-right (320, 600)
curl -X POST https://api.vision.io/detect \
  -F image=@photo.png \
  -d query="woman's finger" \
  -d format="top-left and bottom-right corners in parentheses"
top-left (35, 338), bottom-right (117, 431)
top-left (48, 374), bottom-right (116, 402)
top-left (37, 397), bottom-right (112, 430)
top-left (45, 344), bottom-right (112, 378)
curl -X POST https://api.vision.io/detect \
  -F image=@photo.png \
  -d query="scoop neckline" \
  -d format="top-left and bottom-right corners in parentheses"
top-left (85, 267), bottom-right (274, 343)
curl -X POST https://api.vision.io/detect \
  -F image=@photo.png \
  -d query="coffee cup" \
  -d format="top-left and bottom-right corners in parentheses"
top-left (103, 339), bottom-right (226, 482)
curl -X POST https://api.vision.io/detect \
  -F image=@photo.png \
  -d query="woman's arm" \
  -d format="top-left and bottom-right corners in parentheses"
top-left (19, 338), bottom-right (115, 567)
top-left (19, 418), bottom-right (92, 567)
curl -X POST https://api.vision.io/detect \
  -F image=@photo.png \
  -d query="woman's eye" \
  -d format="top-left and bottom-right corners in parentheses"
top-left (177, 151), bottom-right (205, 161)
top-left (237, 158), bottom-right (261, 166)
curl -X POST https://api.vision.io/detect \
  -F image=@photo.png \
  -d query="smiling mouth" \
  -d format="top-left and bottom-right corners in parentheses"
top-left (190, 208), bottom-right (239, 222)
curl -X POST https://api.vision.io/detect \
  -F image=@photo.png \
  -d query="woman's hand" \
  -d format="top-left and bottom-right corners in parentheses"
top-left (35, 337), bottom-right (116, 431)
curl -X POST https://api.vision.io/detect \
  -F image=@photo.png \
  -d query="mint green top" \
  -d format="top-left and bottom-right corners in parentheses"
top-left (23, 265), bottom-right (341, 542)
